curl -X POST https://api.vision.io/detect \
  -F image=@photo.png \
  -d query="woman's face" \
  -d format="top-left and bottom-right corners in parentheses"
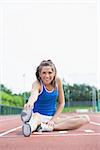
top-left (39, 66), bottom-right (55, 85)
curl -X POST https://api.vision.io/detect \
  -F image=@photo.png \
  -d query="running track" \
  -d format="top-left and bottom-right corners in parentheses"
top-left (0, 113), bottom-right (100, 150)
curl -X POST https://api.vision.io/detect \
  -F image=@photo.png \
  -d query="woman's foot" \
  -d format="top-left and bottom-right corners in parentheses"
top-left (21, 109), bottom-right (32, 123)
top-left (22, 123), bottom-right (32, 137)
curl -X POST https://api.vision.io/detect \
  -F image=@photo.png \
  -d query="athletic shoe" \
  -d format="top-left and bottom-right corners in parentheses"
top-left (37, 123), bottom-right (53, 132)
top-left (21, 109), bottom-right (32, 123)
top-left (36, 124), bottom-right (43, 132)
top-left (22, 123), bottom-right (31, 137)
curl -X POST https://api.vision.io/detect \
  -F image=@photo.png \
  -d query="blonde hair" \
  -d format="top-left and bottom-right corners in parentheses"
top-left (36, 60), bottom-right (57, 89)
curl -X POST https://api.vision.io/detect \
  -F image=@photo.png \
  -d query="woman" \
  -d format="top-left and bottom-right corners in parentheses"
top-left (21, 60), bottom-right (90, 137)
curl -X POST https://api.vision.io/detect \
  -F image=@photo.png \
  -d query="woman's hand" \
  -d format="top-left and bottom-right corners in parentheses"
top-left (46, 120), bottom-right (55, 128)
top-left (24, 102), bottom-right (33, 110)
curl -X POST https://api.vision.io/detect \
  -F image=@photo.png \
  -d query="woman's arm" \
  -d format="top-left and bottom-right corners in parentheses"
top-left (50, 77), bottom-right (65, 123)
top-left (24, 80), bottom-right (40, 110)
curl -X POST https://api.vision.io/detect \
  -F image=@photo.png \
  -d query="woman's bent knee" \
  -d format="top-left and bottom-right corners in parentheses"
top-left (85, 115), bottom-right (90, 123)
top-left (32, 112), bottom-right (41, 123)
top-left (80, 114), bottom-right (90, 124)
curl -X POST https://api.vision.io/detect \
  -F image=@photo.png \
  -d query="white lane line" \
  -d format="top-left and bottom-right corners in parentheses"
top-left (32, 132), bottom-right (100, 137)
top-left (84, 129), bottom-right (94, 133)
top-left (59, 131), bottom-right (68, 134)
top-left (90, 121), bottom-right (100, 126)
top-left (34, 131), bottom-right (68, 135)
top-left (0, 126), bottom-right (22, 137)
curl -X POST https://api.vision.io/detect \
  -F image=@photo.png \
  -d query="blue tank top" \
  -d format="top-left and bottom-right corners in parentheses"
top-left (33, 83), bottom-right (58, 116)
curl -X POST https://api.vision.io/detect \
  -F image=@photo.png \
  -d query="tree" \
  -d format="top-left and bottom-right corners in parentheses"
top-left (0, 84), bottom-right (12, 94)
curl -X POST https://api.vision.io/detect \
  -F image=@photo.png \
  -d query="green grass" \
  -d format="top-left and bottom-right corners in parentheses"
top-left (0, 91), bottom-right (24, 107)
top-left (62, 106), bottom-right (92, 112)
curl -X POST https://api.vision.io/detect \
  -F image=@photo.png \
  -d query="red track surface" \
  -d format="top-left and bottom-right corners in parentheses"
top-left (0, 113), bottom-right (100, 150)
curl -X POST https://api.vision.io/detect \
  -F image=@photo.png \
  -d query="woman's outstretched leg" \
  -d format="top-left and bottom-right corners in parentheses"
top-left (54, 114), bottom-right (90, 131)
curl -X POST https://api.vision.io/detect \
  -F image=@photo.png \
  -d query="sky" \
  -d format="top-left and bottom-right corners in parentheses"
top-left (0, 0), bottom-right (100, 93)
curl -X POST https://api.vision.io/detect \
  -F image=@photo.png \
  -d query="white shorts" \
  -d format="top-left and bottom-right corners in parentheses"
top-left (39, 114), bottom-right (53, 123)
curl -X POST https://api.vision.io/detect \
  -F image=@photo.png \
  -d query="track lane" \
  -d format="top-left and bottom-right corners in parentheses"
top-left (0, 113), bottom-right (100, 150)
top-left (0, 115), bottom-right (22, 133)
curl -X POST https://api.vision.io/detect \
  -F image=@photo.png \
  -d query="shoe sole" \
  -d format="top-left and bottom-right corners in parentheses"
top-left (21, 110), bottom-right (32, 123)
top-left (22, 123), bottom-right (31, 137)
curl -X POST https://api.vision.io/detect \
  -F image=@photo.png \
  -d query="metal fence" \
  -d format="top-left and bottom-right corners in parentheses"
top-left (65, 100), bottom-right (92, 107)
top-left (0, 104), bottom-right (23, 115)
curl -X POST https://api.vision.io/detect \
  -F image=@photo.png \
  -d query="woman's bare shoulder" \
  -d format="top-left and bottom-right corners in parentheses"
top-left (56, 77), bottom-right (62, 87)
top-left (56, 76), bottom-right (62, 83)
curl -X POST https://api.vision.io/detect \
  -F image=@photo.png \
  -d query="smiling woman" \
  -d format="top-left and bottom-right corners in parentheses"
top-left (21, 59), bottom-right (90, 137)
top-left (36, 60), bottom-right (57, 89)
